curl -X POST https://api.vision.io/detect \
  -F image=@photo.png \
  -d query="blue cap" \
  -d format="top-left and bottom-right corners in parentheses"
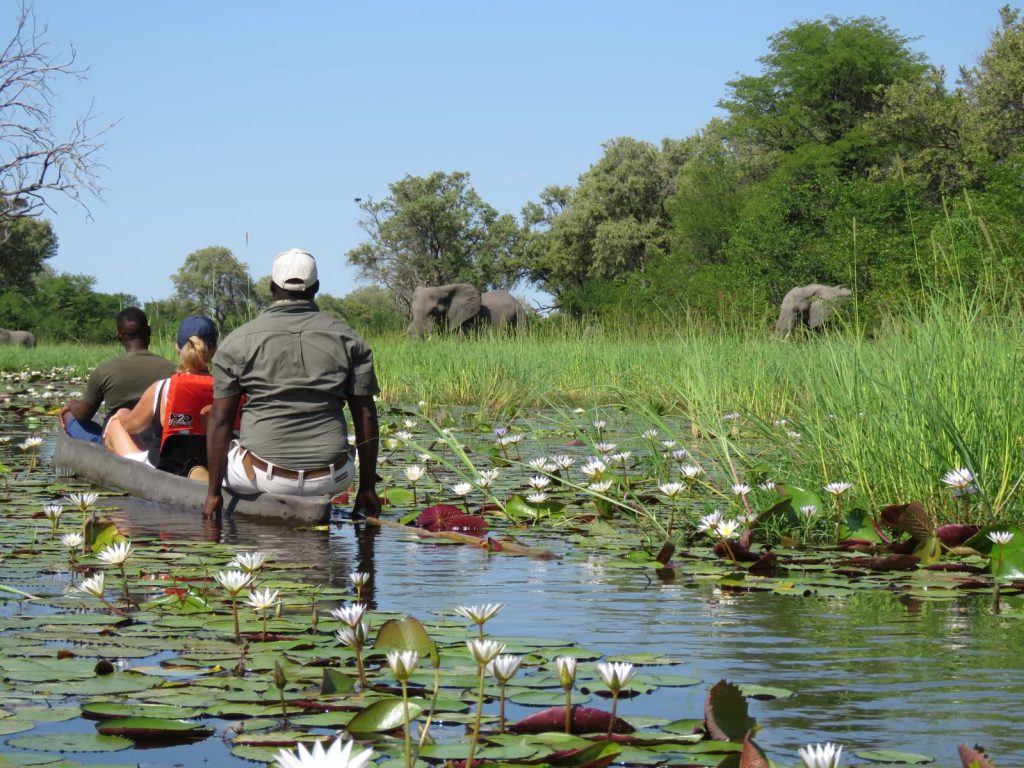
top-left (177, 315), bottom-right (218, 348)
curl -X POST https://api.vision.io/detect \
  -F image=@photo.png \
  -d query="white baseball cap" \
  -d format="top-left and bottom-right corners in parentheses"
top-left (272, 248), bottom-right (318, 291)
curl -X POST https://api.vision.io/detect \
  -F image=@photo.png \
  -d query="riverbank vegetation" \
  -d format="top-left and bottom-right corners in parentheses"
top-left (5, 8), bottom-right (1024, 340)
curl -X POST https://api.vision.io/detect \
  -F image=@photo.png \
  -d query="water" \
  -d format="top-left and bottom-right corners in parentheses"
top-left (105, 500), bottom-right (1024, 766)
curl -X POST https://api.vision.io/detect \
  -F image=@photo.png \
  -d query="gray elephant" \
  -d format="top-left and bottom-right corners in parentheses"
top-left (774, 284), bottom-right (852, 335)
top-left (408, 283), bottom-right (525, 336)
top-left (0, 329), bottom-right (36, 347)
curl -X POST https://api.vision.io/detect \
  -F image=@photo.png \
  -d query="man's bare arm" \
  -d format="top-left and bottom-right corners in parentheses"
top-left (204, 394), bottom-right (242, 517)
top-left (60, 399), bottom-right (98, 427)
top-left (347, 394), bottom-right (381, 516)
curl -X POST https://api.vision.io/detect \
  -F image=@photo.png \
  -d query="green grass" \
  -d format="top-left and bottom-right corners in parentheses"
top-left (4, 301), bottom-right (1022, 525)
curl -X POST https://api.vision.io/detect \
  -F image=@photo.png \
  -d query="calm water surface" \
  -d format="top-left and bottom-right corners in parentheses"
top-left (106, 501), bottom-right (1024, 767)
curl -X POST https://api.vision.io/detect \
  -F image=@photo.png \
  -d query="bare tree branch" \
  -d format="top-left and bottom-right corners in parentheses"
top-left (0, 1), bottom-right (113, 224)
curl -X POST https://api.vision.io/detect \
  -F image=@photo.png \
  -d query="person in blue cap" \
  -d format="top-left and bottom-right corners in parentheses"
top-left (103, 315), bottom-right (220, 478)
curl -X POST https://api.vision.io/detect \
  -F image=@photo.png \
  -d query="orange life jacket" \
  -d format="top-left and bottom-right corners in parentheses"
top-left (160, 372), bottom-right (214, 450)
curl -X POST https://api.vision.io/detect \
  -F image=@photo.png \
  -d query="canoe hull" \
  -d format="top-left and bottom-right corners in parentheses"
top-left (53, 432), bottom-right (331, 526)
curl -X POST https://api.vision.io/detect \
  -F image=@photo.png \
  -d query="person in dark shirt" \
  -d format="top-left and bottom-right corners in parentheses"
top-left (60, 307), bottom-right (176, 443)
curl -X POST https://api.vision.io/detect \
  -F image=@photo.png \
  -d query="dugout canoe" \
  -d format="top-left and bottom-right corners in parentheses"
top-left (53, 431), bottom-right (331, 525)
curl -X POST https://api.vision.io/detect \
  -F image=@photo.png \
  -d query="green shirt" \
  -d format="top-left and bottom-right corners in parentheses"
top-left (83, 349), bottom-right (177, 415)
top-left (212, 300), bottom-right (380, 467)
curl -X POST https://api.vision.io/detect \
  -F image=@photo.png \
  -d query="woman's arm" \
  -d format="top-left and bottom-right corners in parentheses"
top-left (115, 380), bottom-right (161, 435)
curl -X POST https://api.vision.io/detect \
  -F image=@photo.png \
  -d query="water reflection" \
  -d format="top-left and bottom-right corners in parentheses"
top-left (103, 499), bottom-right (1024, 764)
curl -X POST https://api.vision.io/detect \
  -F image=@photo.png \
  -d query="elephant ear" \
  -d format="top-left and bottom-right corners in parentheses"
top-left (447, 284), bottom-right (482, 330)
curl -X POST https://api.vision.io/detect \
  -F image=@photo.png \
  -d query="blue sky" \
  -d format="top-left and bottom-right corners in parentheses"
top-left (29, 1), bottom-right (1001, 308)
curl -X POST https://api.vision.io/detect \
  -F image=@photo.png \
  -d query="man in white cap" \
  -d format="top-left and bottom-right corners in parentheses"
top-left (203, 248), bottom-right (380, 516)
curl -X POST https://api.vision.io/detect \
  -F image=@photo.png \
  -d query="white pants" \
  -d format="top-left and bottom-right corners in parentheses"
top-left (224, 441), bottom-right (353, 497)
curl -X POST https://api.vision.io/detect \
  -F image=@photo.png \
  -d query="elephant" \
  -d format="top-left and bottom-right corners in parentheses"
top-left (407, 283), bottom-right (525, 336)
top-left (0, 329), bottom-right (36, 347)
top-left (774, 284), bottom-right (852, 335)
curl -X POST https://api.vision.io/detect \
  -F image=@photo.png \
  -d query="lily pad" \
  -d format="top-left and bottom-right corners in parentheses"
top-left (854, 748), bottom-right (934, 763)
top-left (5, 733), bottom-right (133, 752)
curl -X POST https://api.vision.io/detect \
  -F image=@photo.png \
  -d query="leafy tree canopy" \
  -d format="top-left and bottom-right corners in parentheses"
top-left (346, 171), bottom-right (523, 310)
top-left (0, 215), bottom-right (56, 288)
top-left (525, 137), bottom-right (673, 302)
top-left (170, 245), bottom-right (257, 330)
top-left (720, 16), bottom-right (928, 155)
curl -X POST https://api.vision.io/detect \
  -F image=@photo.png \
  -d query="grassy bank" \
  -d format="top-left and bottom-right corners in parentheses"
top-left (3, 300), bottom-right (1021, 523)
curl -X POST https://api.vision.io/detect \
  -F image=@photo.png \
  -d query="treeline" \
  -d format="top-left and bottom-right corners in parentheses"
top-left (348, 8), bottom-right (1024, 330)
top-left (3, 8), bottom-right (1023, 340)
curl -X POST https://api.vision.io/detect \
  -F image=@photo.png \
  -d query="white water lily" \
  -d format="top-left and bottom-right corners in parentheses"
top-left (580, 459), bottom-right (607, 480)
top-left (824, 481), bottom-right (852, 495)
top-left (731, 483), bottom-right (751, 496)
top-left (488, 654), bottom-right (522, 683)
top-left (505, 433), bottom-right (524, 444)
top-left (758, 480), bottom-right (776, 492)
top-left (96, 541), bottom-right (132, 566)
top-left (670, 449), bottom-right (688, 464)
top-left (555, 656), bottom-right (577, 687)
top-left (336, 622), bottom-right (368, 647)
top-left (527, 475), bottom-right (551, 490)
top-left (589, 480), bottom-right (614, 494)
top-left (661, 439), bottom-right (678, 449)
top-left (715, 519), bottom-right (741, 540)
top-left (246, 587), bottom-right (280, 613)
top-left (942, 467), bottom-right (974, 490)
top-left (229, 551), bottom-right (267, 572)
top-left (697, 510), bottom-right (723, 533)
top-left (799, 504), bottom-right (818, 518)
top-left (527, 457), bottom-right (549, 471)
top-left (77, 572), bottom-right (105, 599)
top-left (452, 482), bottom-right (473, 497)
top-left (42, 504), bottom-right (64, 522)
top-left (658, 482), bottom-right (685, 500)
top-left (273, 737), bottom-right (375, 768)
top-left (608, 451), bottom-right (632, 466)
top-left (551, 454), bottom-right (575, 470)
top-left (641, 429), bottom-right (659, 439)
top-left (526, 492), bottom-right (549, 504)
top-left (680, 464), bottom-right (704, 479)
top-left (19, 436), bottom-right (42, 450)
top-left (69, 492), bottom-right (99, 510)
top-left (477, 468), bottom-right (500, 485)
top-left (394, 430), bottom-right (412, 441)
top-left (597, 661), bottom-right (636, 693)
top-left (455, 603), bottom-right (502, 624)
top-left (594, 442), bottom-right (617, 454)
top-left (403, 465), bottom-right (426, 483)
top-left (798, 741), bottom-right (843, 768)
top-left (349, 571), bottom-right (369, 589)
top-left (214, 570), bottom-right (252, 596)
top-left (988, 530), bottom-right (1014, 545)
top-left (331, 603), bottom-right (366, 628)
top-left (61, 532), bottom-right (84, 549)
top-left (592, 419), bottom-right (607, 430)
top-left (387, 649), bottom-right (419, 681)
top-left (467, 638), bottom-right (505, 665)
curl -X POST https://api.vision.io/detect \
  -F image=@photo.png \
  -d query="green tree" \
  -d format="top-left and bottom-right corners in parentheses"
top-left (346, 171), bottom-right (523, 310)
top-left (867, 68), bottom-right (978, 197)
top-left (961, 5), bottom-right (1024, 160)
top-left (170, 246), bottom-right (257, 330)
top-left (525, 137), bottom-right (672, 304)
top-left (720, 16), bottom-right (927, 158)
top-left (2, 267), bottom-right (138, 342)
top-left (0, 215), bottom-right (56, 287)
top-left (316, 286), bottom-right (405, 335)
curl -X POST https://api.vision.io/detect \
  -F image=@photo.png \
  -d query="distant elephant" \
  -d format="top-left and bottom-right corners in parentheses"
top-left (408, 283), bottom-right (525, 336)
top-left (0, 329), bottom-right (36, 347)
top-left (774, 284), bottom-right (852, 335)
